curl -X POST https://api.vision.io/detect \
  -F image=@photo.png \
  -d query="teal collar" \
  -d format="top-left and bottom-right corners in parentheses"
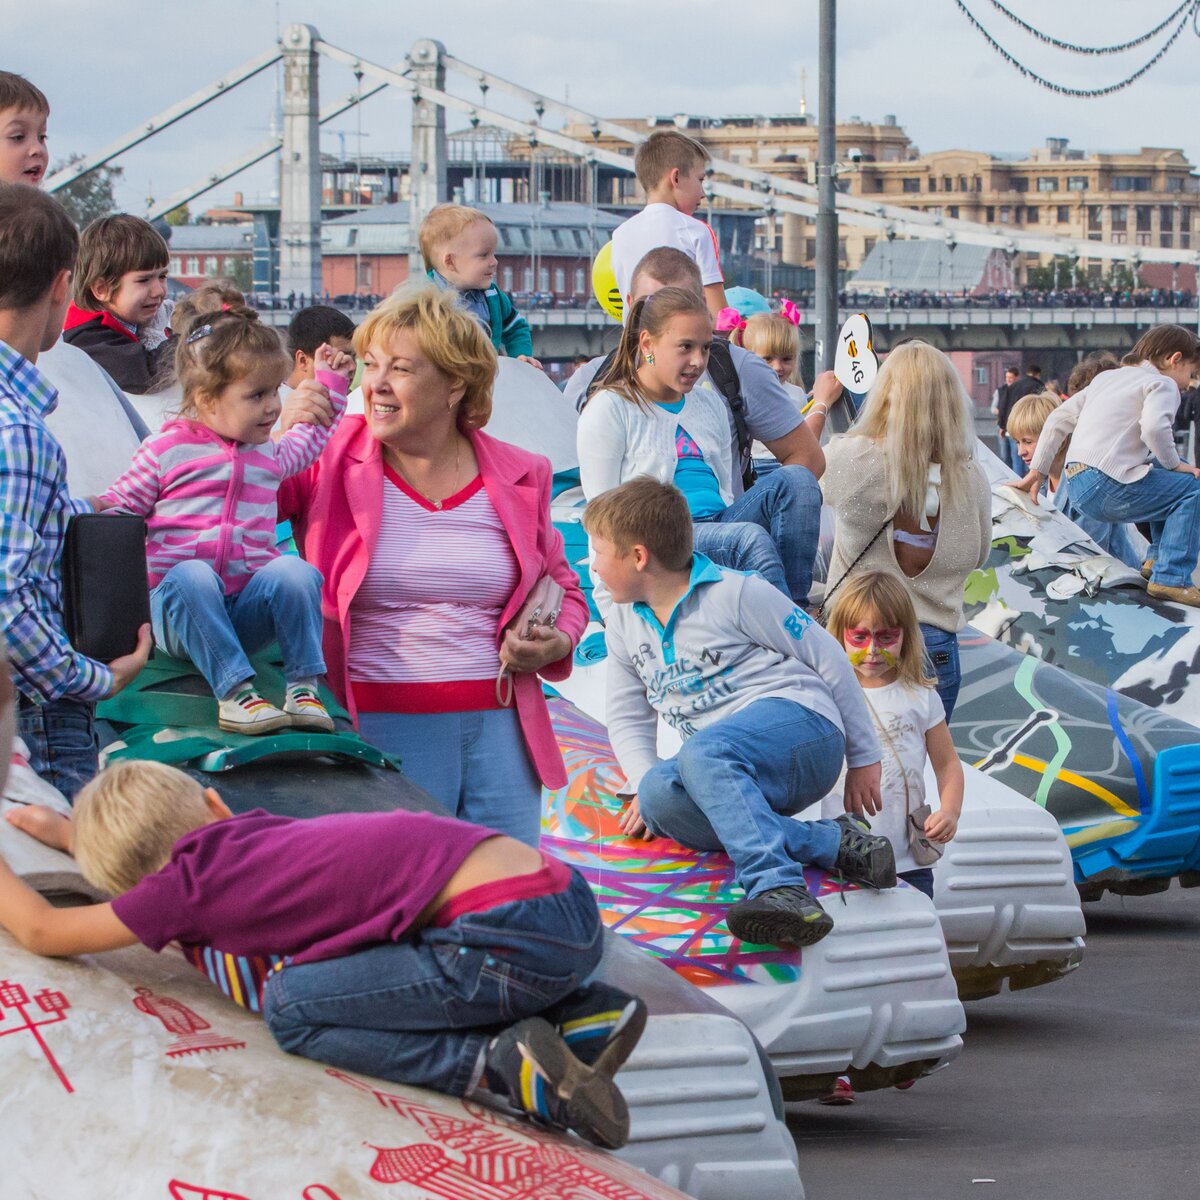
top-left (632, 553), bottom-right (723, 661)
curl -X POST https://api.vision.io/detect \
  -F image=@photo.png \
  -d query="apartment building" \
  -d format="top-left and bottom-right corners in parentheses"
top-left (567, 113), bottom-right (1200, 280)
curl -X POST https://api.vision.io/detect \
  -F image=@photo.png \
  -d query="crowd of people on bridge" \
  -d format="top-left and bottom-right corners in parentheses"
top-left (783, 286), bottom-right (1200, 312)
top-left (2, 68), bottom-right (1200, 1137)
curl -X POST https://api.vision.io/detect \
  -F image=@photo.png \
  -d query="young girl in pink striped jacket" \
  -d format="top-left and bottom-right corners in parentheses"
top-left (97, 286), bottom-right (350, 735)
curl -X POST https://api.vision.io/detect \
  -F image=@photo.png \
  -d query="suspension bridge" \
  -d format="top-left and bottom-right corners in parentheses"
top-left (44, 24), bottom-right (1200, 315)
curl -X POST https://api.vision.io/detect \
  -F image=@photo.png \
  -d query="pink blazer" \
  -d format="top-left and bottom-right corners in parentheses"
top-left (279, 418), bottom-right (587, 790)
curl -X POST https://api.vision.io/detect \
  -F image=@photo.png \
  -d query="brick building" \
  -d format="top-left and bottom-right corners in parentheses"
top-left (164, 223), bottom-right (255, 289)
top-left (321, 200), bottom-right (622, 301)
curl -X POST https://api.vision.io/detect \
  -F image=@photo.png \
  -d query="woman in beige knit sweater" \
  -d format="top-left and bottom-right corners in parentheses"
top-left (820, 340), bottom-right (992, 719)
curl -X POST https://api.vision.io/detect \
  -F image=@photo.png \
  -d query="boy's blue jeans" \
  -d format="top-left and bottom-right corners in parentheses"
top-left (694, 465), bottom-right (822, 604)
top-left (637, 698), bottom-right (844, 899)
top-left (1068, 464), bottom-right (1200, 587)
top-left (1058, 483), bottom-right (1143, 569)
top-left (16, 694), bottom-right (97, 800)
top-left (150, 557), bottom-right (327, 699)
top-left (261, 869), bottom-right (604, 1097)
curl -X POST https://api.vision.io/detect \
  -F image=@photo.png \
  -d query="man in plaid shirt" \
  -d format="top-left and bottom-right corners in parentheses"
top-left (0, 186), bottom-right (150, 797)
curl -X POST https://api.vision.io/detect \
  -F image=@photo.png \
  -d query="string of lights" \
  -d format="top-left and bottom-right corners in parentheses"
top-left (954, 0), bottom-right (1197, 97)
top-left (984, 0), bottom-right (1196, 56)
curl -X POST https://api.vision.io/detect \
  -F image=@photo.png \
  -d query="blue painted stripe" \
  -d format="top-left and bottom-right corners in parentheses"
top-left (1106, 689), bottom-right (1149, 813)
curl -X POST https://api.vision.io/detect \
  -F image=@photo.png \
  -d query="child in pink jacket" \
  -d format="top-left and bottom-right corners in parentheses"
top-left (98, 287), bottom-right (349, 735)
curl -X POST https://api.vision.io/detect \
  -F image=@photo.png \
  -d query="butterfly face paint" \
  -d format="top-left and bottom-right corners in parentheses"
top-left (843, 624), bottom-right (903, 678)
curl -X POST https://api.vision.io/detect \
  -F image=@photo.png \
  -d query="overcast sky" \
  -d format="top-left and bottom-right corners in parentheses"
top-left (12, 1), bottom-right (1200, 214)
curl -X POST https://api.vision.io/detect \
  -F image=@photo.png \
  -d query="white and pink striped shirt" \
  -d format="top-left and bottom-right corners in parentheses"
top-left (100, 369), bottom-right (347, 593)
top-left (347, 465), bottom-right (519, 713)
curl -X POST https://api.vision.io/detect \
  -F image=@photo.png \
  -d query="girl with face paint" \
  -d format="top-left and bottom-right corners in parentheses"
top-left (817, 571), bottom-right (965, 1106)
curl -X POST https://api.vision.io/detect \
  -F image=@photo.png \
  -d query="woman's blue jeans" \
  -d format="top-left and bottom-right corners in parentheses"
top-left (150, 557), bottom-right (327, 699)
top-left (693, 465), bottom-right (822, 604)
top-left (357, 708), bottom-right (544, 848)
top-left (261, 870), bottom-right (603, 1097)
top-left (637, 698), bottom-right (844, 899)
top-left (1068, 464), bottom-right (1200, 588)
top-left (919, 624), bottom-right (961, 722)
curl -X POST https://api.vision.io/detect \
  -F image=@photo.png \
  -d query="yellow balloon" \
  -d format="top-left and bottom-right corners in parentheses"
top-left (592, 241), bottom-right (623, 321)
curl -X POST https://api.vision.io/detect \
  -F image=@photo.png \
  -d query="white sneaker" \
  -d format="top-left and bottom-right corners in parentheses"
top-left (283, 683), bottom-right (335, 732)
top-left (218, 687), bottom-right (290, 736)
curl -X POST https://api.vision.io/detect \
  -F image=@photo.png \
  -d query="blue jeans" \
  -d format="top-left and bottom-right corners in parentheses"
top-left (150, 557), bottom-right (326, 699)
top-left (262, 869), bottom-right (603, 1097)
top-left (919, 624), bottom-right (960, 722)
top-left (637, 698), bottom-right (844, 899)
top-left (358, 708), bottom-right (543, 847)
top-left (1005, 437), bottom-right (1029, 478)
top-left (899, 868), bottom-right (935, 899)
top-left (694, 465), bottom-right (822, 604)
top-left (16, 694), bottom-right (97, 800)
top-left (1057, 481), bottom-right (1143, 569)
top-left (1067, 464), bottom-right (1200, 587)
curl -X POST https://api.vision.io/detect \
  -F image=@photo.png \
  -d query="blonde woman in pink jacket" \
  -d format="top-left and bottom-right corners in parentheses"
top-left (98, 286), bottom-right (351, 736)
top-left (278, 284), bottom-right (586, 847)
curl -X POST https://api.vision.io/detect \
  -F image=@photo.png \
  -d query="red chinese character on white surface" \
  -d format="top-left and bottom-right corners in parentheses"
top-left (0, 977), bottom-right (72, 1093)
top-left (132, 986), bottom-right (246, 1057)
top-left (326, 1070), bottom-right (659, 1200)
top-left (167, 1182), bottom-right (343, 1199)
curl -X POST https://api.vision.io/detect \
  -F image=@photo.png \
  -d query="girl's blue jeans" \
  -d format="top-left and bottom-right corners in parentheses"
top-left (150, 556), bottom-right (327, 699)
top-left (261, 869), bottom-right (603, 1097)
top-left (1068, 464), bottom-right (1200, 588)
top-left (694, 465), bottom-right (823, 605)
top-left (637, 697), bottom-right (844, 899)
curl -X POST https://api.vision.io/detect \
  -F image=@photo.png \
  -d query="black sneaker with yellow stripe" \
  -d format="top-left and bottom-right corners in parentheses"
top-left (541, 982), bottom-right (647, 1077)
top-left (484, 1016), bottom-right (629, 1149)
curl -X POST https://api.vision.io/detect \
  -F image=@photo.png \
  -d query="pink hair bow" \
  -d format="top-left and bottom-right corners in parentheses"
top-left (715, 307), bottom-right (747, 334)
top-left (779, 299), bottom-right (802, 326)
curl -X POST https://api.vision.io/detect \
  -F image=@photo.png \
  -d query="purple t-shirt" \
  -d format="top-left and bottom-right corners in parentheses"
top-left (111, 808), bottom-right (496, 965)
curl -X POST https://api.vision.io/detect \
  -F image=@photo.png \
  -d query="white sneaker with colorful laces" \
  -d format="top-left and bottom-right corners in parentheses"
top-left (283, 683), bottom-right (335, 732)
top-left (217, 687), bottom-right (291, 736)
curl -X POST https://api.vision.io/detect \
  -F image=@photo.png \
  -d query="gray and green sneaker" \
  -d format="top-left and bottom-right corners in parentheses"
top-left (726, 883), bottom-right (835, 947)
top-left (834, 813), bottom-right (897, 890)
top-left (484, 1016), bottom-right (630, 1149)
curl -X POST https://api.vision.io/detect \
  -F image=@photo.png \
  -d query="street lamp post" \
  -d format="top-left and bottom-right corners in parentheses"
top-left (815, 0), bottom-right (838, 376)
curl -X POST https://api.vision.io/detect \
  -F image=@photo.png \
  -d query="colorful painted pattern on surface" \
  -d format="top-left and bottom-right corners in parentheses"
top-left (966, 462), bottom-right (1200, 721)
top-left (953, 630), bottom-right (1197, 847)
top-left (542, 695), bottom-right (855, 988)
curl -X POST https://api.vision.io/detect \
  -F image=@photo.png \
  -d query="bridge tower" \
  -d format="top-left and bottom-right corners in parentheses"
top-left (408, 38), bottom-right (448, 275)
top-left (279, 23), bottom-right (322, 300)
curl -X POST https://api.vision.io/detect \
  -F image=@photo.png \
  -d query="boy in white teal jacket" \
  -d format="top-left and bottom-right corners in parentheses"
top-left (584, 478), bottom-right (892, 948)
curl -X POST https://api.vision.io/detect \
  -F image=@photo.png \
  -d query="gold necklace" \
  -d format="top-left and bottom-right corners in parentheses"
top-left (387, 438), bottom-right (461, 510)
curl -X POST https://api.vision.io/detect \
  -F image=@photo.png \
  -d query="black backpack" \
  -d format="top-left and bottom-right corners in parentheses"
top-left (584, 339), bottom-right (755, 491)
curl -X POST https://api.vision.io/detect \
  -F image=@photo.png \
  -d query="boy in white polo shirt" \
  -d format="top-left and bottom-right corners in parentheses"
top-left (610, 132), bottom-right (727, 322)
top-left (584, 477), bottom-right (892, 949)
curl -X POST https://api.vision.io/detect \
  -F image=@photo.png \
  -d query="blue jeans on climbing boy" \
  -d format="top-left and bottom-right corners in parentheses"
top-left (1067, 464), bottom-right (1200, 588)
top-left (261, 868), bottom-right (604, 1097)
top-left (636, 697), bottom-right (844, 898)
top-left (693, 466), bottom-right (822, 605)
top-left (150, 556), bottom-right (326, 699)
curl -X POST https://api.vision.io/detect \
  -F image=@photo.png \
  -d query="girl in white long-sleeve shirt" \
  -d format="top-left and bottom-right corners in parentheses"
top-left (1013, 325), bottom-right (1200, 606)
